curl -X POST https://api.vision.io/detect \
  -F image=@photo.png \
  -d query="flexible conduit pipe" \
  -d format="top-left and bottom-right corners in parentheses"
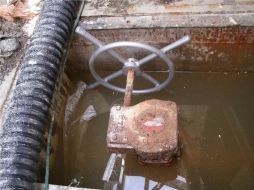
top-left (0, 0), bottom-right (79, 189)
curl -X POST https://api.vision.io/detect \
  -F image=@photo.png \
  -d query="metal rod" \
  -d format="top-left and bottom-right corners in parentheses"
top-left (138, 35), bottom-right (191, 66)
top-left (123, 69), bottom-right (135, 106)
top-left (102, 153), bottom-right (118, 182)
top-left (118, 154), bottom-right (126, 184)
top-left (76, 25), bottom-right (127, 64)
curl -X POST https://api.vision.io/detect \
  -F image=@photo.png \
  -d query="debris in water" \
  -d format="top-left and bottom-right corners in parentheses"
top-left (67, 177), bottom-right (83, 187)
top-left (80, 105), bottom-right (97, 122)
top-left (64, 81), bottom-right (87, 125)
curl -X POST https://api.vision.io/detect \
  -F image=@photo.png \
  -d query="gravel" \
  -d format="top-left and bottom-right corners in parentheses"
top-left (0, 38), bottom-right (20, 53)
top-left (0, 18), bottom-right (27, 85)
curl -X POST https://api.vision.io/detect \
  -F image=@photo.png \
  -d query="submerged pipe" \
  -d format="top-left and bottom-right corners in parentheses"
top-left (0, 0), bottom-right (79, 189)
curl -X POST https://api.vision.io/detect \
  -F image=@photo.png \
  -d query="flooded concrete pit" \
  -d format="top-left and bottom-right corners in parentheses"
top-left (50, 69), bottom-right (254, 190)
top-left (50, 6), bottom-right (254, 186)
top-left (0, 0), bottom-right (253, 189)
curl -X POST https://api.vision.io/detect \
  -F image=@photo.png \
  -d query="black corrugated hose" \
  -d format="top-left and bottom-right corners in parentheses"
top-left (0, 0), bottom-right (79, 189)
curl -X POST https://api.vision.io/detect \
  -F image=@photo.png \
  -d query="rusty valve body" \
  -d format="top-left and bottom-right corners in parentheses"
top-left (107, 99), bottom-right (180, 165)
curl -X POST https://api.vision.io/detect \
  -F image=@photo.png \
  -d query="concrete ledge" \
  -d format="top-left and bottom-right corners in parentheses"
top-left (81, 0), bottom-right (254, 29)
top-left (82, 13), bottom-right (254, 30)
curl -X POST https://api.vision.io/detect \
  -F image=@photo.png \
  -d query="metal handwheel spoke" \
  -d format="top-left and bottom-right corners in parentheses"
top-left (138, 35), bottom-right (191, 66)
top-left (141, 72), bottom-right (160, 87)
top-left (76, 25), bottom-right (127, 65)
top-left (87, 70), bottom-right (123, 89)
top-left (107, 49), bottom-right (127, 65)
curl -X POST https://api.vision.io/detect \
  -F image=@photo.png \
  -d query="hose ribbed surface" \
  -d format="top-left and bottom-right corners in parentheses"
top-left (0, 0), bottom-right (79, 189)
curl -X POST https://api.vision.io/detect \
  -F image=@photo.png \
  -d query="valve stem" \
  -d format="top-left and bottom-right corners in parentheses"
top-left (123, 69), bottom-right (135, 106)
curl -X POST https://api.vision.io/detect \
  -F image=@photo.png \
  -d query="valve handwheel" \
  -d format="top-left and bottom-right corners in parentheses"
top-left (89, 41), bottom-right (175, 95)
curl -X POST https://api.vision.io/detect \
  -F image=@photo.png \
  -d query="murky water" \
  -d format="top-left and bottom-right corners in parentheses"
top-left (53, 72), bottom-right (254, 190)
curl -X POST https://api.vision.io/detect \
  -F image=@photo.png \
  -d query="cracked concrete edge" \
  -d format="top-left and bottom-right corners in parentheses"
top-left (0, 65), bottom-right (19, 134)
top-left (81, 13), bottom-right (254, 30)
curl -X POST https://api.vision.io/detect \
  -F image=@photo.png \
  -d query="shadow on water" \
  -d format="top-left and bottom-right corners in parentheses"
top-left (53, 72), bottom-right (254, 190)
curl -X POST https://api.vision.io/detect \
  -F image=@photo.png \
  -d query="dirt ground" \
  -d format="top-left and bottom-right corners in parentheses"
top-left (0, 18), bottom-right (27, 84)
